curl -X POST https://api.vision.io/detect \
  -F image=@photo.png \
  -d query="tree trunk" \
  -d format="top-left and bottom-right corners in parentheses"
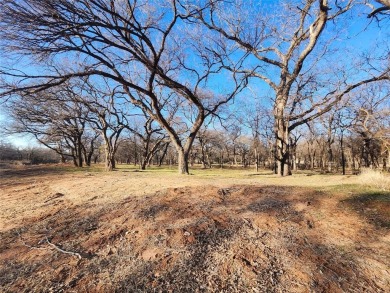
top-left (86, 152), bottom-right (93, 166)
top-left (275, 117), bottom-right (291, 176)
top-left (363, 138), bottom-right (371, 167)
top-left (70, 149), bottom-right (79, 167)
top-left (292, 154), bottom-right (297, 171)
top-left (206, 151), bottom-right (212, 168)
top-left (105, 154), bottom-right (115, 171)
top-left (290, 141), bottom-right (298, 172)
top-left (233, 145), bottom-right (237, 165)
top-left (327, 145), bottom-right (333, 173)
top-left (83, 147), bottom-right (92, 167)
top-left (77, 150), bottom-right (83, 167)
top-left (340, 133), bottom-right (346, 175)
top-left (112, 157), bottom-right (116, 169)
top-left (104, 145), bottom-right (115, 171)
top-left (158, 143), bottom-right (169, 166)
top-left (310, 153), bottom-right (315, 170)
top-left (141, 156), bottom-right (147, 170)
top-left (272, 141), bottom-right (277, 174)
top-left (76, 137), bottom-right (83, 168)
top-left (72, 155), bottom-right (78, 167)
top-left (177, 149), bottom-right (189, 175)
top-left (201, 143), bottom-right (207, 169)
top-left (133, 137), bottom-right (138, 166)
top-left (84, 156), bottom-right (91, 166)
top-left (140, 139), bottom-right (150, 170)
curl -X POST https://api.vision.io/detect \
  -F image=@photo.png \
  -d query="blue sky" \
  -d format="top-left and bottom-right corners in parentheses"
top-left (0, 0), bottom-right (388, 148)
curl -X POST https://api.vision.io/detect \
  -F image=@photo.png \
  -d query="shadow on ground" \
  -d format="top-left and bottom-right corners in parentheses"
top-left (1, 186), bottom-right (389, 292)
top-left (0, 164), bottom-right (65, 180)
top-left (342, 191), bottom-right (390, 228)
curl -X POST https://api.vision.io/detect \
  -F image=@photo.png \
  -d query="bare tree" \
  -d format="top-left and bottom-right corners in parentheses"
top-left (196, 126), bottom-right (215, 169)
top-left (5, 91), bottom-right (99, 167)
top-left (350, 83), bottom-right (390, 169)
top-left (70, 79), bottom-right (132, 171)
top-left (64, 77), bottom-right (171, 171)
top-left (241, 104), bottom-right (271, 172)
top-left (0, 0), bottom-right (247, 174)
top-left (195, 0), bottom-right (389, 176)
top-left (333, 109), bottom-right (354, 175)
top-left (227, 124), bottom-right (242, 166)
top-left (129, 110), bottom-right (169, 170)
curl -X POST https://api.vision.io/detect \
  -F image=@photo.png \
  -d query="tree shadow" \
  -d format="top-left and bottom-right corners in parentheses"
top-left (246, 172), bottom-right (275, 176)
top-left (115, 186), bottom-right (383, 292)
top-left (342, 191), bottom-right (390, 228)
top-left (1, 185), bottom-right (388, 292)
top-left (0, 164), bottom-right (65, 180)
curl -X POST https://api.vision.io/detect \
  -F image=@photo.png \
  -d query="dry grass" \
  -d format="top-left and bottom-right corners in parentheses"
top-left (359, 168), bottom-right (390, 191)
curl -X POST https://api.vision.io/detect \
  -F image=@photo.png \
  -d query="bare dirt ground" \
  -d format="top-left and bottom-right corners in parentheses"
top-left (0, 164), bottom-right (389, 292)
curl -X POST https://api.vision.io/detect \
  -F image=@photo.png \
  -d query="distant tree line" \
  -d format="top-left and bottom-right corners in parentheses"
top-left (0, 141), bottom-right (59, 164)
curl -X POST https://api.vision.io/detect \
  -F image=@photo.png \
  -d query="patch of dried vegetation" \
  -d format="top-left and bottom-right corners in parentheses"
top-left (359, 168), bottom-right (390, 191)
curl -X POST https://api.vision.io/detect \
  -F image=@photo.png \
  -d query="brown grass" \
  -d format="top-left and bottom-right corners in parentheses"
top-left (359, 168), bottom-right (390, 191)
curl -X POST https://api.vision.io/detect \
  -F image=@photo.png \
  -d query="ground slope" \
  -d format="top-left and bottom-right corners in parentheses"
top-left (0, 165), bottom-right (389, 292)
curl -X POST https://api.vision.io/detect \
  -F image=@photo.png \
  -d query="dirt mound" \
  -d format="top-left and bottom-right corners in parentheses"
top-left (1, 184), bottom-right (389, 292)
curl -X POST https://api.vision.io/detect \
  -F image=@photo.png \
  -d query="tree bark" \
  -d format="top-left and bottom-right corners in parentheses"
top-left (84, 154), bottom-right (91, 166)
top-left (76, 136), bottom-right (83, 168)
top-left (274, 113), bottom-right (291, 176)
top-left (141, 140), bottom-right (149, 170)
top-left (72, 155), bottom-right (78, 167)
top-left (177, 148), bottom-right (189, 175)
top-left (82, 145), bottom-right (93, 167)
top-left (104, 146), bottom-right (116, 171)
top-left (340, 132), bottom-right (346, 175)
top-left (292, 153), bottom-right (297, 171)
top-left (327, 140), bottom-right (333, 173)
top-left (158, 142), bottom-right (169, 167)
top-left (233, 145), bottom-right (238, 165)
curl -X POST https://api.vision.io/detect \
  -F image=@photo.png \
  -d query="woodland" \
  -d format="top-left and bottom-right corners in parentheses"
top-left (0, 0), bottom-right (388, 176)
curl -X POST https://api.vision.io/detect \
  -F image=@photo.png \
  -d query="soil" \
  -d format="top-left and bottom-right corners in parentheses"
top-left (0, 164), bottom-right (389, 292)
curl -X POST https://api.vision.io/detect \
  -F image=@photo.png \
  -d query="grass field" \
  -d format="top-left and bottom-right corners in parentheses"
top-left (0, 163), bottom-right (389, 292)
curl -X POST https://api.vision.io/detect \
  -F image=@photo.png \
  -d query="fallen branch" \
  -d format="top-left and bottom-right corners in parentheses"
top-left (45, 237), bottom-right (82, 259)
top-left (17, 232), bottom-right (82, 259)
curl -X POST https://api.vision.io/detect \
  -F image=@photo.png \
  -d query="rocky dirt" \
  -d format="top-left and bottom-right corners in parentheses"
top-left (0, 164), bottom-right (389, 292)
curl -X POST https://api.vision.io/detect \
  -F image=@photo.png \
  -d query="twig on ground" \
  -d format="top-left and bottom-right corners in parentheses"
top-left (45, 237), bottom-right (82, 259)
top-left (17, 232), bottom-right (82, 259)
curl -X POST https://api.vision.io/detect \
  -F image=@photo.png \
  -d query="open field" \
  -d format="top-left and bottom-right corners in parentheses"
top-left (1, 164), bottom-right (389, 292)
